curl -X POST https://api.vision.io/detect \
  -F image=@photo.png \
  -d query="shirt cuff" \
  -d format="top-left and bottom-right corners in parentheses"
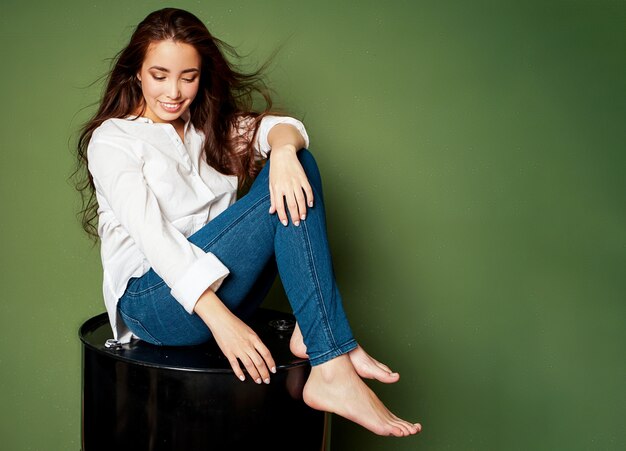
top-left (170, 252), bottom-right (230, 314)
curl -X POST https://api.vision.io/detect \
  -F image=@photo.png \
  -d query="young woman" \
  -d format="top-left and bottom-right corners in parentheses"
top-left (76, 7), bottom-right (421, 437)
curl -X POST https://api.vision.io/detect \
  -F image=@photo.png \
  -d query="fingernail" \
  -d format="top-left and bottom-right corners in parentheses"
top-left (300, 214), bottom-right (306, 221)
top-left (282, 219), bottom-right (288, 226)
top-left (294, 220), bottom-right (300, 227)
top-left (255, 378), bottom-right (262, 384)
top-left (264, 378), bottom-right (270, 384)
top-left (238, 375), bottom-right (245, 381)
top-left (308, 201), bottom-right (313, 207)
top-left (271, 367), bottom-right (276, 373)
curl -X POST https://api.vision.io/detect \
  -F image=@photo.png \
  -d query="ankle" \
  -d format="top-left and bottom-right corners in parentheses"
top-left (310, 354), bottom-right (354, 382)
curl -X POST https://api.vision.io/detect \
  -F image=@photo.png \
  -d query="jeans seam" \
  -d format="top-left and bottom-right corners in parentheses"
top-left (118, 308), bottom-right (163, 345)
top-left (125, 279), bottom-right (166, 297)
top-left (308, 338), bottom-right (358, 366)
top-left (301, 219), bottom-right (339, 351)
top-left (199, 193), bottom-right (271, 252)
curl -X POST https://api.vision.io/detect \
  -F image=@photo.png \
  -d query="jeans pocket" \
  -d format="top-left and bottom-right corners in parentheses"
top-left (117, 308), bottom-right (163, 346)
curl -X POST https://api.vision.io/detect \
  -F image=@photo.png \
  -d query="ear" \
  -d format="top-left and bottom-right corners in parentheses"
top-left (136, 72), bottom-right (142, 82)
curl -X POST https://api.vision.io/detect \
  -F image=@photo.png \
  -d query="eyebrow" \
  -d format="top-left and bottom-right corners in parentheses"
top-left (149, 66), bottom-right (199, 74)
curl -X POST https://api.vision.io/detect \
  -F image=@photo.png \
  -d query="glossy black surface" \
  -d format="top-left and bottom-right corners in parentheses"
top-left (80, 309), bottom-right (306, 372)
top-left (80, 308), bottom-right (327, 451)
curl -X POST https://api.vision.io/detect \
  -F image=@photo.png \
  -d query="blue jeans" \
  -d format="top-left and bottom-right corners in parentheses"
top-left (117, 149), bottom-right (357, 366)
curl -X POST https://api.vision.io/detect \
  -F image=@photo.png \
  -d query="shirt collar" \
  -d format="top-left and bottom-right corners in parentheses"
top-left (126, 109), bottom-right (192, 127)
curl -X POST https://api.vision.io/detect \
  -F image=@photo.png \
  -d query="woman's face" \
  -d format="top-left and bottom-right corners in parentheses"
top-left (136, 40), bottom-right (201, 124)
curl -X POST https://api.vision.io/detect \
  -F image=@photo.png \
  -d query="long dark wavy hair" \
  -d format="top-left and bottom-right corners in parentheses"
top-left (75, 8), bottom-right (279, 240)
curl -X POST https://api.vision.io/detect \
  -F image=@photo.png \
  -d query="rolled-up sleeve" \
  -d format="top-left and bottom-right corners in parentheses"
top-left (254, 115), bottom-right (310, 158)
top-left (88, 137), bottom-right (229, 314)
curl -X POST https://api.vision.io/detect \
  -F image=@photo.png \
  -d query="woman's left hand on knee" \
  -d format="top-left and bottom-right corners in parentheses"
top-left (268, 145), bottom-right (314, 227)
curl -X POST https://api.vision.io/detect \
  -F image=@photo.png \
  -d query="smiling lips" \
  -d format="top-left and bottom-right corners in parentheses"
top-left (159, 101), bottom-right (183, 113)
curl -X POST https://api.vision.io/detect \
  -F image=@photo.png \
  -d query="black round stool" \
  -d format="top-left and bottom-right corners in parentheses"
top-left (79, 308), bottom-right (328, 450)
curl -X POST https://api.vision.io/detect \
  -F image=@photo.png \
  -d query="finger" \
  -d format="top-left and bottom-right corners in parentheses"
top-left (240, 354), bottom-right (262, 384)
top-left (227, 354), bottom-right (246, 382)
top-left (276, 194), bottom-right (288, 227)
top-left (302, 181), bottom-right (314, 208)
top-left (285, 192), bottom-right (301, 226)
top-left (249, 351), bottom-right (271, 384)
top-left (254, 340), bottom-right (276, 375)
top-left (294, 186), bottom-right (307, 221)
top-left (268, 185), bottom-right (276, 214)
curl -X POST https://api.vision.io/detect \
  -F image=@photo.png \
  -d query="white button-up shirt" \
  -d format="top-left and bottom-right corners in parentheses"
top-left (87, 114), bottom-right (309, 343)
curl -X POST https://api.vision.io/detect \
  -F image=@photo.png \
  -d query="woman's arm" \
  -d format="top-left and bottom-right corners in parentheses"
top-left (267, 123), bottom-right (314, 226)
top-left (88, 134), bottom-right (230, 314)
top-left (267, 122), bottom-right (306, 152)
top-left (189, 120), bottom-right (309, 383)
top-left (194, 288), bottom-right (276, 384)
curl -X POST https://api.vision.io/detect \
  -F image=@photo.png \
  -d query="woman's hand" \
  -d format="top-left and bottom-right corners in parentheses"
top-left (194, 289), bottom-right (276, 384)
top-left (269, 144), bottom-right (314, 226)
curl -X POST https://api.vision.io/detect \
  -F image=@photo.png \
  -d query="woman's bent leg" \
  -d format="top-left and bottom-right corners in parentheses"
top-left (194, 149), bottom-right (357, 365)
top-left (119, 149), bottom-right (356, 364)
top-left (118, 258), bottom-right (277, 346)
top-left (117, 150), bottom-right (422, 435)
top-left (270, 151), bottom-right (357, 365)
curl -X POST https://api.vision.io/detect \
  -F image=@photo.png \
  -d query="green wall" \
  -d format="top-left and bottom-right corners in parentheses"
top-left (1, 1), bottom-right (624, 449)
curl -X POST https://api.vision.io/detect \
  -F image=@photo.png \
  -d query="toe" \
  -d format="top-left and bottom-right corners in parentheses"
top-left (375, 360), bottom-right (393, 373)
top-left (397, 421), bottom-right (413, 436)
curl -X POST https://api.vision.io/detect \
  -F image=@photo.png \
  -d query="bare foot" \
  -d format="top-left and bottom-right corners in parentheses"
top-left (303, 354), bottom-right (421, 437)
top-left (289, 322), bottom-right (309, 359)
top-left (290, 323), bottom-right (400, 384)
top-left (348, 345), bottom-right (400, 384)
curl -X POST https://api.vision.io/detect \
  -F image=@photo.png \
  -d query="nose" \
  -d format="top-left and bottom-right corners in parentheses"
top-left (166, 80), bottom-right (181, 100)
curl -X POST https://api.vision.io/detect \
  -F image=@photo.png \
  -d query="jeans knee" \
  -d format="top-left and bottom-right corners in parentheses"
top-left (297, 148), bottom-right (316, 169)
top-left (297, 149), bottom-right (323, 192)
